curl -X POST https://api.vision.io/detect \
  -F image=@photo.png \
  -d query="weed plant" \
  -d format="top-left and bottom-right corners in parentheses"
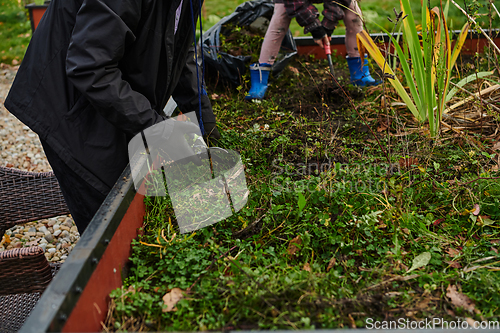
top-left (219, 24), bottom-right (265, 64)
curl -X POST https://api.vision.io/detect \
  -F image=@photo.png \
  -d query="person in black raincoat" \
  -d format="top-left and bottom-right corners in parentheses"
top-left (5, 0), bottom-right (216, 233)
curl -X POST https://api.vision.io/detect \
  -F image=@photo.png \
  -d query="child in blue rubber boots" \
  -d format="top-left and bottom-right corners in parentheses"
top-left (246, 0), bottom-right (380, 100)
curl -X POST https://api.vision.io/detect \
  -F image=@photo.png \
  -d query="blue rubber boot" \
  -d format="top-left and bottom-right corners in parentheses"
top-left (245, 63), bottom-right (272, 100)
top-left (346, 55), bottom-right (381, 87)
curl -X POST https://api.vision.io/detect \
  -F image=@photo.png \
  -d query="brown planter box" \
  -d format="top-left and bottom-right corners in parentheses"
top-left (25, 1), bottom-right (50, 33)
top-left (294, 30), bottom-right (500, 59)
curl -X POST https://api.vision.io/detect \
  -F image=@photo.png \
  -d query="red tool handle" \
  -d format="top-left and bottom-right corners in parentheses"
top-left (324, 43), bottom-right (335, 78)
top-left (324, 43), bottom-right (332, 55)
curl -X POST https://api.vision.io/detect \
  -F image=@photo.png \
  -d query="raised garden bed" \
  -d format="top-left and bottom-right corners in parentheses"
top-left (100, 51), bottom-right (500, 330)
top-left (18, 9), bottom-right (500, 333)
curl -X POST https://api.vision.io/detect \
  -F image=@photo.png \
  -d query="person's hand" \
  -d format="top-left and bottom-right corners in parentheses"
top-left (164, 119), bottom-right (204, 165)
top-left (310, 26), bottom-right (332, 49)
top-left (136, 118), bottom-right (203, 166)
top-left (314, 35), bottom-right (331, 49)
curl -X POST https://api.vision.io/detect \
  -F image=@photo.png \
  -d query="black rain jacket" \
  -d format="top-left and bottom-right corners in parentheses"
top-left (5, 0), bottom-right (201, 196)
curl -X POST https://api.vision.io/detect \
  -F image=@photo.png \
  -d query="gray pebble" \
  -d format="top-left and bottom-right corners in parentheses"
top-left (53, 229), bottom-right (62, 237)
top-left (0, 71), bottom-right (79, 262)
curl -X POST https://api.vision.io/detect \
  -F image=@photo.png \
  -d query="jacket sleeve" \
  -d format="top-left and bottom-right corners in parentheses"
top-left (172, 46), bottom-right (216, 124)
top-left (322, 0), bottom-right (352, 30)
top-left (65, 0), bottom-right (164, 137)
top-left (282, 0), bottom-right (322, 34)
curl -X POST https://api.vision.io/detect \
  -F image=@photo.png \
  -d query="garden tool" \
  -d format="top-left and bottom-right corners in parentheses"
top-left (324, 43), bottom-right (342, 89)
top-left (325, 44), bottom-right (335, 78)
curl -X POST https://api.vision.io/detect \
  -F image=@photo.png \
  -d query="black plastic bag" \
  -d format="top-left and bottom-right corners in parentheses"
top-left (202, 0), bottom-right (297, 86)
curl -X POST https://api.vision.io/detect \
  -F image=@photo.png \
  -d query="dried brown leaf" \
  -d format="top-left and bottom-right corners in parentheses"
top-left (416, 297), bottom-right (431, 310)
top-left (446, 248), bottom-right (461, 258)
top-left (1, 234), bottom-right (11, 245)
top-left (465, 318), bottom-right (478, 327)
top-left (492, 141), bottom-right (500, 151)
top-left (289, 66), bottom-right (299, 74)
top-left (162, 288), bottom-right (185, 313)
top-left (398, 157), bottom-right (419, 169)
top-left (446, 261), bottom-right (461, 268)
top-left (446, 308), bottom-right (456, 317)
top-left (287, 235), bottom-right (302, 256)
top-left (446, 285), bottom-right (475, 313)
top-left (327, 257), bottom-right (336, 272)
top-left (347, 314), bottom-right (356, 328)
top-left (303, 262), bottom-right (312, 272)
top-left (377, 115), bottom-right (391, 132)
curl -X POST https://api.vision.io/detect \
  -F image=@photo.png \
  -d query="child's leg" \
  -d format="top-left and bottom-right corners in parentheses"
top-left (344, 0), bottom-right (363, 58)
top-left (259, 3), bottom-right (292, 65)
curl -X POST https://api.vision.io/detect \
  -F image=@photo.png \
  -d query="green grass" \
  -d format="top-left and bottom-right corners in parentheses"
top-left (104, 51), bottom-right (500, 330)
top-left (202, 0), bottom-right (499, 36)
top-left (0, 0), bottom-right (31, 64)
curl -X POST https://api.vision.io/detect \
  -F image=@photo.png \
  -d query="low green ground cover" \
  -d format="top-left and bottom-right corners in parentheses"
top-left (0, 0), bottom-right (31, 64)
top-left (105, 50), bottom-right (500, 330)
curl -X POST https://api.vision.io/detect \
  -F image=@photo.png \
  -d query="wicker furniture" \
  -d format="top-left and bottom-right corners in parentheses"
top-left (0, 166), bottom-right (69, 238)
top-left (0, 166), bottom-right (69, 332)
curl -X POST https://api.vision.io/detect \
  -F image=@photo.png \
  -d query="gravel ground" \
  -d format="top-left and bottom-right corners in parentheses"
top-left (0, 64), bottom-right (79, 263)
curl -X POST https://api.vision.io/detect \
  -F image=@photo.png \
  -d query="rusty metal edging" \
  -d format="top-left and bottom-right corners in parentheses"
top-left (294, 29), bottom-right (500, 58)
top-left (293, 29), bottom-right (500, 45)
top-left (19, 155), bottom-right (148, 333)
